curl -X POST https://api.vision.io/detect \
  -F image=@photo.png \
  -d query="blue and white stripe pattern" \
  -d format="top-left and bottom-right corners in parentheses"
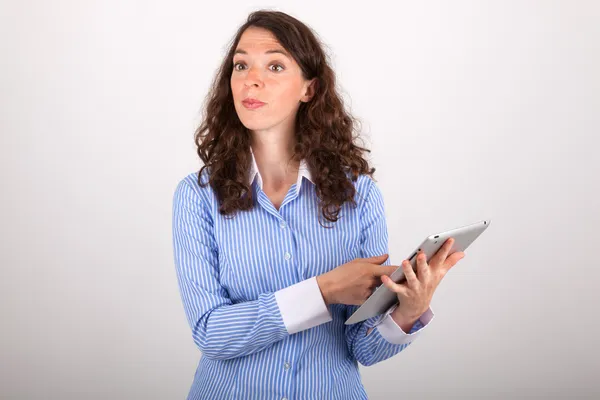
top-left (172, 154), bottom-right (432, 400)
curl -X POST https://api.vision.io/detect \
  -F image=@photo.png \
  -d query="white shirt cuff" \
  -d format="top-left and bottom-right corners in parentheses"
top-left (376, 307), bottom-right (435, 345)
top-left (274, 277), bottom-right (333, 335)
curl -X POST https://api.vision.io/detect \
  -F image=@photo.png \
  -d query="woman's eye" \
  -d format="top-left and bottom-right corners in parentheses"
top-left (232, 62), bottom-right (284, 72)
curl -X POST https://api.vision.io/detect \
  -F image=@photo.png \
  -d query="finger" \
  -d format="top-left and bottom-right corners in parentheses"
top-left (381, 274), bottom-right (409, 297)
top-left (361, 254), bottom-right (389, 264)
top-left (430, 237), bottom-right (454, 267)
top-left (442, 251), bottom-right (465, 272)
top-left (416, 251), bottom-right (430, 280)
top-left (402, 260), bottom-right (420, 289)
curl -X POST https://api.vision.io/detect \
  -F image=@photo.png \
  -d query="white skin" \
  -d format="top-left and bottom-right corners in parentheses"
top-left (379, 239), bottom-right (465, 333)
top-left (231, 27), bottom-right (467, 334)
top-left (230, 26), bottom-right (316, 197)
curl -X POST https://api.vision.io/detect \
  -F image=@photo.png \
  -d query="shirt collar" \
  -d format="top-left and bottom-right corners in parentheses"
top-left (248, 146), bottom-right (314, 193)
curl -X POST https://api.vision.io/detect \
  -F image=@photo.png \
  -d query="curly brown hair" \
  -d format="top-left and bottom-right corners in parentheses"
top-left (195, 10), bottom-right (376, 226)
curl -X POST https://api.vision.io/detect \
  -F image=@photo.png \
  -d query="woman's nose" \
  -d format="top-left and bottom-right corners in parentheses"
top-left (244, 67), bottom-right (263, 87)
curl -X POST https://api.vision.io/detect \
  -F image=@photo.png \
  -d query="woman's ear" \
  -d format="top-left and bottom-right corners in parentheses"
top-left (301, 78), bottom-right (317, 102)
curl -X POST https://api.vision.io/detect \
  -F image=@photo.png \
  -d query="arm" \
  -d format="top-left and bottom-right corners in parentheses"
top-left (173, 179), bottom-right (332, 361)
top-left (344, 177), bottom-right (434, 367)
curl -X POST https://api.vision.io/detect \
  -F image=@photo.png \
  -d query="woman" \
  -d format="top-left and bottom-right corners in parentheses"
top-left (172, 10), bottom-right (465, 400)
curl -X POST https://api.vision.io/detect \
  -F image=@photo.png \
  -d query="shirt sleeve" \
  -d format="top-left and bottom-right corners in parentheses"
top-left (369, 302), bottom-right (434, 344)
top-left (274, 276), bottom-right (333, 334)
top-left (344, 176), bottom-right (434, 367)
top-left (172, 179), bottom-right (331, 361)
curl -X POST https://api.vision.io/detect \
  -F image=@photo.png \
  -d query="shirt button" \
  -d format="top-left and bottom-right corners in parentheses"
top-left (284, 362), bottom-right (290, 370)
top-left (284, 252), bottom-right (291, 260)
top-left (280, 221), bottom-right (286, 229)
top-left (282, 398), bottom-right (288, 400)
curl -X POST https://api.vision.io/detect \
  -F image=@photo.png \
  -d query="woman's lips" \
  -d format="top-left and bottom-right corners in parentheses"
top-left (242, 100), bottom-right (266, 109)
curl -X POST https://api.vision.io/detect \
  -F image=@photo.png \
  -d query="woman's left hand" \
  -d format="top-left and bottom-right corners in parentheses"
top-left (380, 237), bottom-right (465, 330)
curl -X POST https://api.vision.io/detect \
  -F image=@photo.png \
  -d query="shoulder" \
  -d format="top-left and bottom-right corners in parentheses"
top-left (349, 174), bottom-right (387, 224)
top-left (352, 173), bottom-right (375, 190)
top-left (351, 173), bottom-right (381, 204)
top-left (172, 168), bottom-right (214, 212)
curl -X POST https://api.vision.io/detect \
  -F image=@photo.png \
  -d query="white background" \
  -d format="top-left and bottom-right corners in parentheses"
top-left (1, 1), bottom-right (599, 399)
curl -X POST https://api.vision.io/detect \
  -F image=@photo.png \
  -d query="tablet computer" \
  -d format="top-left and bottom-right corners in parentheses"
top-left (345, 219), bottom-right (492, 325)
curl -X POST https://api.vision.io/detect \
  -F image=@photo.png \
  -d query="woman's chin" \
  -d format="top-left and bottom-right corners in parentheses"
top-left (239, 118), bottom-right (274, 132)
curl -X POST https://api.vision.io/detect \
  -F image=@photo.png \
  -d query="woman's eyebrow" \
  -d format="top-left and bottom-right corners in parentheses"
top-left (234, 48), bottom-right (290, 58)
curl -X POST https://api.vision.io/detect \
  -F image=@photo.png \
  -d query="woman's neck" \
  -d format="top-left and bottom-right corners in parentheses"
top-left (250, 134), bottom-right (299, 190)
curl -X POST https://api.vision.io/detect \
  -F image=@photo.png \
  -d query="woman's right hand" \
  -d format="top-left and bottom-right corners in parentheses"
top-left (316, 254), bottom-right (399, 306)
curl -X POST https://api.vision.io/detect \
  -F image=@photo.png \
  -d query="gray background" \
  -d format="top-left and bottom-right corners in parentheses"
top-left (1, 1), bottom-right (598, 399)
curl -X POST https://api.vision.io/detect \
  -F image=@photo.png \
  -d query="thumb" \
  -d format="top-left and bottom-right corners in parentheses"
top-left (372, 265), bottom-right (400, 277)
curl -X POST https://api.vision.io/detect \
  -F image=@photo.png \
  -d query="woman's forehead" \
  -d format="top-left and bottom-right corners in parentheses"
top-left (236, 28), bottom-right (286, 55)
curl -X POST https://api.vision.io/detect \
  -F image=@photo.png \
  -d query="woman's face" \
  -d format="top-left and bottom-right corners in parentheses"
top-left (230, 27), bottom-right (315, 133)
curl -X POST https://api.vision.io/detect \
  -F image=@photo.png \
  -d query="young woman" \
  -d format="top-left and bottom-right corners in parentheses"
top-left (172, 10), bottom-right (464, 400)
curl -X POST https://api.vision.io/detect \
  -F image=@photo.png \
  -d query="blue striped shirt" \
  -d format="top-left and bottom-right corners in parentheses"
top-left (172, 149), bottom-right (433, 400)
